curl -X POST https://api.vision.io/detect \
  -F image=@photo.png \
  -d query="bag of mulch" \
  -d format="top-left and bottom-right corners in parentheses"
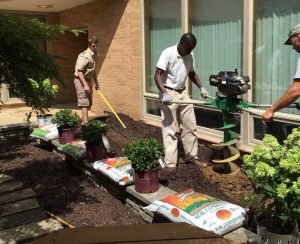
top-left (92, 157), bottom-right (134, 186)
top-left (144, 188), bottom-right (246, 235)
top-left (57, 139), bottom-right (86, 160)
top-left (30, 123), bottom-right (58, 141)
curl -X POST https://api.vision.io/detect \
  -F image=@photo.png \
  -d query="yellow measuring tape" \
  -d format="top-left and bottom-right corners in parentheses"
top-left (97, 90), bottom-right (126, 128)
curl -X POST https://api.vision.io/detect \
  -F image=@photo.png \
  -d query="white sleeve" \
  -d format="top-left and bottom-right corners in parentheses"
top-left (294, 57), bottom-right (300, 79)
top-left (156, 49), bottom-right (169, 71)
top-left (190, 52), bottom-right (195, 72)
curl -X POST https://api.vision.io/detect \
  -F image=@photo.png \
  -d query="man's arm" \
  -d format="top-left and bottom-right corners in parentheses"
top-left (94, 72), bottom-right (99, 90)
top-left (262, 81), bottom-right (300, 121)
top-left (188, 71), bottom-right (202, 89)
top-left (78, 70), bottom-right (90, 93)
top-left (154, 68), bottom-right (168, 94)
top-left (188, 71), bottom-right (208, 98)
top-left (154, 68), bottom-right (172, 105)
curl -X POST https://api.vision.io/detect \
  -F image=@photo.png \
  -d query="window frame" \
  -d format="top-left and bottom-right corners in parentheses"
top-left (141, 0), bottom-right (300, 149)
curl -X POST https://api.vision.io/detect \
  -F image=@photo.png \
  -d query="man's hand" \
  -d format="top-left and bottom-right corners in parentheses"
top-left (162, 93), bottom-right (172, 105)
top-left (83, 85), bottom-right (91, 93)
top-left (200, 87), bottom-right (209, 98)
top-left (262, 109), bottom-right (274, 122)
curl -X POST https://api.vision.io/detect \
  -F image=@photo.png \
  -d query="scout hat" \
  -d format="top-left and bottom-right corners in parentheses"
top-left (284, 23), bottom-right (300, 45)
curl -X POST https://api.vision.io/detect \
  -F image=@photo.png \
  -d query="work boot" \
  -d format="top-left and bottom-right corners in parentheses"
top-left (188, 159), bottom-right (207, 168)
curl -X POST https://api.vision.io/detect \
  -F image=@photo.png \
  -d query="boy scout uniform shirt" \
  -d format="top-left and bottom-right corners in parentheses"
top-left (74, 47), bottom-right (97, 81)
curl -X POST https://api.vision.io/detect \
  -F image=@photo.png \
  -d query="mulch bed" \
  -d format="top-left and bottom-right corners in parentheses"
top-left (0, 113), bottom-right (254, 227)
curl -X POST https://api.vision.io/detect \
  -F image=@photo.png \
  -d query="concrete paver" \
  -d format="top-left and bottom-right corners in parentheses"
top-left (0, 103), bottom-right (96, 126)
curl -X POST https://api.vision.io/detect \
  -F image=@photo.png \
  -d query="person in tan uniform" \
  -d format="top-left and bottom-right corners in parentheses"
top-left (74, 36), bottom-right (99, 124)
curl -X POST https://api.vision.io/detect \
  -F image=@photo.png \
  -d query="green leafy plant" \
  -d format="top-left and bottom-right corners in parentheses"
top-left (52, 109), bottom-right (80, 129)
top-left (123, 138), bottom-right (164, 172)
top-left (0, 13), bottom-right (83, 110)
top-left (243, 127), bottom-right (300, 230)
top-left (25, 78), bottom-right (58, 124)
top-left (81, 120), bottom-right (110, 146)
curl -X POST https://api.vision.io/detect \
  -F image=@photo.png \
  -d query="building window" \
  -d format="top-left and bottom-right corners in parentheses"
top-left (190, 0), bottom-right (244, 130)
top-left (144, 0), bottom-right (181, 95)
top-left (191, 0), bottom-right (244, 99)
top-left (143, 0), bottom-right (299, 146)
top-left (254, 0), bottom-right (300, 115)
top-left (253, 0), bottom-right (300, 140)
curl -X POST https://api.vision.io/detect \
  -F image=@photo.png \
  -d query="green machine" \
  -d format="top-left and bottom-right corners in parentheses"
top-left (172, 69), bottom-right (299, 174)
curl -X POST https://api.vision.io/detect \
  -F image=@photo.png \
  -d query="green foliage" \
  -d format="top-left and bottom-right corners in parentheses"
top-left (52, 109), bottom-right (80, 129)
top-left (243, 127), bottom-right (300, 225)
top-left (123, 138), bottom-right (164, 172)
top-left (81, 120), bottom-right (110, 146)
top-left (0, 13), bottom-right (83, 110)
top-left (28, 78), bottom-right (58, 114)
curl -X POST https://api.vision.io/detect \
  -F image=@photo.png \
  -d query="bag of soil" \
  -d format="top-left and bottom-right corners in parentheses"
top-left (144, 188), bottom-right (246, 235)
top-left (92, 157), bottom-right (134, 186)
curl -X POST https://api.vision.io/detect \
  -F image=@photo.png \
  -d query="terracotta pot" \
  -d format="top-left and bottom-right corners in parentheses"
top-left (58, 127), bottom-right (76, 144)
top-left (256, 215), bottom-right (299, 244)
top-left (86, 143), bottom-right (107, 163)
top-left (134, 168), bottom-right (159, 193)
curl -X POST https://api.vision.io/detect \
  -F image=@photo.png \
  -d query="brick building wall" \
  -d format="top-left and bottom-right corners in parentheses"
top-left (52, 0), bottom-right (142, 120)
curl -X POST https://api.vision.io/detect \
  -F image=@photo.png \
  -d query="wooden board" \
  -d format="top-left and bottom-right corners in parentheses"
top-left (0, 174), bottom-right (13, 184)
top-left (0, 218), bottom-right (63, 243)
top-left (0, 198), bottom-right (40, 217)
top-left (0, 180), bottom-right (23, 195)
top-left (0, 174), bottom-right (64, 243)
top-left (31, 223), bottom-right (237, 243)
top-left (0, 188), bottom-right (36, 205)
top-left (0, 208), bottom-right (48, 230)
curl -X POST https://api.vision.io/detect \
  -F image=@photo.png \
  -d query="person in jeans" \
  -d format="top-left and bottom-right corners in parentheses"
top-left (74, 36), bottom-right (99, 124)
top-left (262, 24), bottom-right (300, 122)
top-left (154, 33), bottom-right (209, 169)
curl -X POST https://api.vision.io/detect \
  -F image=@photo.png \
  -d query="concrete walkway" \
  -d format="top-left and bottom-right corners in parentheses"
top-left (0, 103), bottom-right (96, 126)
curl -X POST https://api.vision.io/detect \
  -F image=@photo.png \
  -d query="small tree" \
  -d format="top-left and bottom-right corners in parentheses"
top-left (0, 13), bottom-right (82, 110)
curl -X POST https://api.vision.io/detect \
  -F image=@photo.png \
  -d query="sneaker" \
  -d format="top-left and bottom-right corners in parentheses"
top-left (188, 159), bottom-right (207, 168)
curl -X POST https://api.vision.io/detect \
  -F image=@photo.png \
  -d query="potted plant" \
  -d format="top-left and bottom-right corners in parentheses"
top-left (123, 138), bottom-right (164, 193)
top-left (25, 78), bottom-right (58, 127)
top-left (81, 120), bottom-right (110, 163)
top-left (243, 127), bottom-right (300, 243)
top-left (52, 108), bottom-right (80, 144)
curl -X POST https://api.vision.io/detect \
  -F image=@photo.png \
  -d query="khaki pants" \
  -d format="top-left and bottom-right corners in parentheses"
top-left (160, 88), bottom-right (198, 168)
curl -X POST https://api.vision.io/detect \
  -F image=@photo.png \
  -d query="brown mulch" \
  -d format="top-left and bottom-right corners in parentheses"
top-left (0, 113), bottom-right (254, 228)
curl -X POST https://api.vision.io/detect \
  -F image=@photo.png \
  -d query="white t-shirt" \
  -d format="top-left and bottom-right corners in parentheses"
top-left (294, 57), bottom-right (300, 79)
top-left (156, 45), bottom-right (195, 89)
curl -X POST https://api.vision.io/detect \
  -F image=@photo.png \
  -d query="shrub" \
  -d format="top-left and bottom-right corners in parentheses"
top-left (243, 127), bottom-right (300, 228)
top-left (81, 120), bottom-right (110, 146)
top-left (123, 138), bottom-right (164, 172)
top-left (52, 109), bottom-right (79, 129)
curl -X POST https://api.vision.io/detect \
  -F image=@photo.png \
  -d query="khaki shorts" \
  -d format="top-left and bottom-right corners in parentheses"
top-left (74, 78), bottom-right (92, 107)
